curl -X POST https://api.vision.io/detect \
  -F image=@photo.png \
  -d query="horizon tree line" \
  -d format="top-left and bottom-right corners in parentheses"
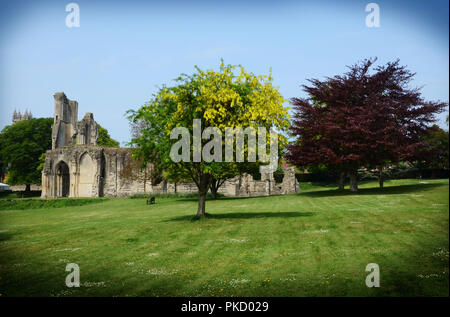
top-left (0, 58), bottom-right (447, 217)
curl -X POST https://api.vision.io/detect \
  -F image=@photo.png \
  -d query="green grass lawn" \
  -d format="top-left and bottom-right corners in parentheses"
top-left (0, 179), bottom-right (448, 297)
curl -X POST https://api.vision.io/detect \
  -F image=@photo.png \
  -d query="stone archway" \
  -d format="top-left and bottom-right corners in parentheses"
top-left (78, 152), bottom-right (95, 197)
top-left (56, 161), bottom-right (70, 197)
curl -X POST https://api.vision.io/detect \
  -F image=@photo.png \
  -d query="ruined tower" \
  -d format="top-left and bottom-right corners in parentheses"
top-left (77, 112), bottom-right (98, 146)
top-left (52, 92), bottom-right (78, 149)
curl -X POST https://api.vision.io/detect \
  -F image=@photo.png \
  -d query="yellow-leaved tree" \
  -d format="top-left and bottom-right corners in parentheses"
top-left (127, 61), bottom-right (290, 218)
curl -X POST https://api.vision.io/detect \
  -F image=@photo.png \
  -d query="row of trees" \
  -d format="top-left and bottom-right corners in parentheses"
top-left (0, 119), bottom-right (119, 191)
top-left (128, 59), bottom-right (447, 216)
top-left (0, 58), bottom-right (446, 218)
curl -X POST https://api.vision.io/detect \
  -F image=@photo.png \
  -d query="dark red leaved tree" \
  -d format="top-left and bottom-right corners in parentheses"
top-left (286, 58), bottom-right (447, 191)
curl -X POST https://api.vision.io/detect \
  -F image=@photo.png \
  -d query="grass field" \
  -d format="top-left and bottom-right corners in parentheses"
top-left (0, 179), bottom-right (448, 297)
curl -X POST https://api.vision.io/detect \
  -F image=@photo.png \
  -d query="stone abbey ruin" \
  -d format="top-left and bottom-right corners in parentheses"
top-left (41, 92), bottom-right (299, 198)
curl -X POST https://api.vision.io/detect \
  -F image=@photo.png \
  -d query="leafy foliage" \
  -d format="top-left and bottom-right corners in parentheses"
top-left (128, 61), bottom-right (290, 216)
top-left (0, 118), bottom-right (53, 187)
top-left (413, 124), bottom-right (449, 171)
top-left (97, 123), bottom-right (120, 147)
top-left (287, 58), bottom-right (447, 191)
top-left (0, 118), bottom-right (119, 188)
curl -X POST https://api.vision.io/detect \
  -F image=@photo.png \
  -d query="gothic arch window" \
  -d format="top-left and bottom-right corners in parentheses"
top-left (55, 161), bottom-right (70, 197)
top-left (78, 152), bottom-right (95, 197)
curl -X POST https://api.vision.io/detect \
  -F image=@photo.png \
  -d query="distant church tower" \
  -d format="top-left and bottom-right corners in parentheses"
top-left (12, 109), bottom-right (32, 124)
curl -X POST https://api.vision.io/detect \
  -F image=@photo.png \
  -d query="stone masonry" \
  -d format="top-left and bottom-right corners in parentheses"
top-left (41, 92), bottom-right (299, 198)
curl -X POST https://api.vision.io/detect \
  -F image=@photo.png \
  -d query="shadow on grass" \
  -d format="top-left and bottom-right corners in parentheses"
top-left (0, 231), bottom-right (13, 242)
top-left (300, 183), bottom-right (445, 198)
top-left (175, 195), bottom-right (285, 203)
top-left (164, 211), bottom-right (314, 222)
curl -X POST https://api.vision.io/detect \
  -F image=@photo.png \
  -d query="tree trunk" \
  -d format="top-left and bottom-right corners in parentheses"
top-left (162, 179), bottom-right (167, 194)
top-left (209, 178), bottom-right (226, 200)
top-left (196, 175), bottom-right (211, 218)
top-left (196, 191), bottom-right (207, 218)
top-left (209, 179), bottom-right (219, 200)
top-left (144, 169), bottom-right (147, 192)
top-left (25, 184), bottom-right (31, 192)
top-left (431, 170), bottom-right (436, 179)
top-left (378, 166), bottom-right (384, 189)
top-left (338, 172), bottom-right (345, 190)
top-left (210, 186), bottom-right (217, 200)
top-left (349, 171), bottom-right (358, 192)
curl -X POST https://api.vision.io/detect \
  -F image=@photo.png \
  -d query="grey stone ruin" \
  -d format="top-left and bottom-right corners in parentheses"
top-left (42, 92), bottom-right (299, 198)
top-left (77, 112), bottom-right (98, 146)
top-left (52, 92), bottom-right (79, 149)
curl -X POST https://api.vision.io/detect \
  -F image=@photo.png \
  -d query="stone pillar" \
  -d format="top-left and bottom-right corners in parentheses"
top-left (41, 152), bottom-right (53, 198)
top-left (281, 167), bottom-right (299, 194)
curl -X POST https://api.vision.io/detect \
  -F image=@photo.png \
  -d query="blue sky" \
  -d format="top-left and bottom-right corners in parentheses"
top-left (1, 0), bottom-right (448, 145)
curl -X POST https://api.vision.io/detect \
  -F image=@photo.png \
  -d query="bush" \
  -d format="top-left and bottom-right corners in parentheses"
top-left (362, 166), bottom-right (449, 180)
top-left (18, 190), bottom-right (42, 198)
top-left (0, 190), bottom-right (42, 198)
top-left (295, 165), bottom-right (449, 185)
top-left (295, 172), bottom-right (337, 183)
top-left (0, 190), bottom-right (13, 198)
top-left (273, 172), bottom-right (284, 184)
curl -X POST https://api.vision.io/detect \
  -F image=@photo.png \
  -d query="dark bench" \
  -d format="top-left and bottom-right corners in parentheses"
top-left (147, 197), bottom-right (155, 205)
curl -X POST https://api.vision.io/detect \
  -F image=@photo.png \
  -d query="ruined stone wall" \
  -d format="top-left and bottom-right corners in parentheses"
top-left (41, 143), bottom-right (300, 198)
top-left (167, 182), bottom-right (198, 194)
top-left (217, 179), bottom-right (239, 196)
top-left (41, 146), bottom-right (151, 198)
top-left (152, 170), bottom-right (299, 198)
top-left (52, 92), bottom-right (78, 149)
top-left (10, 184), bottom-right (42, 191)
top-left (281, 167), bottom-right (299, 195)
top-left (102, 148), bottom-right (149, 197)
top-left (77, 113), bottom-right (98, 146)
top-left (42, 91), bottom-right (300, 198)
top-left (42, 146), bottom-right (102, 198)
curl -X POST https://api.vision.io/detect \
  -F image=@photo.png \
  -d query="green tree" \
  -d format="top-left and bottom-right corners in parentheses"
top-left (0, 118), bottom-right (53, 191)
top-left (208, 162), bottom-right (238, 199)
top-left (97, 123), bottom-right (120, 147)
top-left (414, 124), bottom-right (449, 173)
top-left (128, 61), bottom-right (290, 218)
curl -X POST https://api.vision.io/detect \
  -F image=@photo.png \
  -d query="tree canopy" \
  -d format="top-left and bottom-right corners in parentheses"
top-left (286, 58), bottom-right (447, 191)
top-left (128, 61), bottom-right (290, 217)
top-left (97, 123), bottom-right (120, 147)
top-left (0, 118), bottom-right (53, 189)
top-left (413, 124), bottom-right (449, 172)
top-left (0, 118), bottom-right (119, 189)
